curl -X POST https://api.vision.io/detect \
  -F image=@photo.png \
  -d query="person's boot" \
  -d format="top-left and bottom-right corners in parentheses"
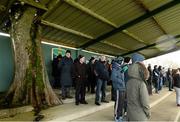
top-left (62, 96), bottom-right (66, 100)
top-left (95, 102), bottom-right (101, 106)
top-left (80, 101), bottom-right (88, 104)
top-left (75, 102), bottom-right (79, 105)
top-left (66, 95), bottom-right (73, 99)
top-left (101, 99), bottom-right (109, 103)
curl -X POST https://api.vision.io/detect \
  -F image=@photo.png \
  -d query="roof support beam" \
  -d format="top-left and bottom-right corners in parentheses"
top-left (122, 30), bottom-right (148, 44)
top-left (135, 0), bottom-right (167, 34)
top-left (42, 0), bottom-right (61, 19)
top-left (120, 34), bottom-right (180, 57)
top-left (79, 0), bottom-right (180, 49)
top-left (18, 0), bottom-right (48, 10)
top-left (64, 0), bottom-right (117, 27)
top-left (41, 20), bottom-right (94, 39)
top-left (64, 0), bottom-right (148, 48)
top-left (102, 41), bottom-right (129, 51)
top-left (102, 41), bottom-right (146, 57)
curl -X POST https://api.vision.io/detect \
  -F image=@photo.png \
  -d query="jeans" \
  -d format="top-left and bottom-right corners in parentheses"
top-left (95, 78), bottom-right (107, 103)
top-left (175, 87), bottom-right (180, 104)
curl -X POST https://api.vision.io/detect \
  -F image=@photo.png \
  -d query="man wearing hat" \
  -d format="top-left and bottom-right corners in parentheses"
top-left (59, 50), bottom-right (74, 99)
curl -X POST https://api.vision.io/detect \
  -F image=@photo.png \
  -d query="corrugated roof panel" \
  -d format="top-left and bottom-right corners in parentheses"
top-left (139, 48), bottom-right (160, 57)
top-left (127, 18), bottom-right (164, 44)
top-left (76, 0), bottom-right (145, 27)
top-left (155, 4), bottom-right (180, 35)
top-left (41, 26), bottom-right (90, 47)
top-left (87, 42), bottom-right (127, 55)
top-left (44, 2), bottom-right (114, 38)
top-left (141, 0), bottom-right (172, 11)
top-left (103, 32), bottom-right (146, 50)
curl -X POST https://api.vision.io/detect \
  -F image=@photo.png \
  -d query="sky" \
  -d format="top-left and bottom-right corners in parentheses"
top-left (144, 50), bottom-right (180, 69)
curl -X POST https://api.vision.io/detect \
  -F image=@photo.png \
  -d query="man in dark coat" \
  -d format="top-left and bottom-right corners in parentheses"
top-left (87, 57), bottom-right (96, 94)
top-left (94, 56), bottom-right (109, 106)
top-left (167, 68), bottom-right (173, 91)
top-left (59, 50), bottom-right (73, 99)
top-left (147, 64), bottom-right (153, 95)
top-left (52, 54), bottom-right (62, 88)
top-left (153, 65), bottom-right (160, 93)
top-left (73, 55), bottom-right (88, 105)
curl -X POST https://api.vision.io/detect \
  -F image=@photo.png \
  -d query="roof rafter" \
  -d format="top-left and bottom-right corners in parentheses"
top-left (41, 20), bottom-right (94, 39)
top-left (79, 0), bottom-right (180, 49)
top-left (63, 0), bottom-right (117, 27)
top-left (102, 41), bottom-right (129, 51)
top-left (135, 0), bottom-right (167, 34)
top-left (19, 0), bottom-right (48, 10)
top-left (64, 0), bottom-right (149, 52)
top-left (120, 34), bottom-right (180, 57)
top-left (42, 0), bottom-right (61, 19)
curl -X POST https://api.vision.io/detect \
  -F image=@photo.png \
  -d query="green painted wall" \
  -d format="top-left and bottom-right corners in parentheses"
top-left (0, 36), bottom-right (14, 92)
top-left (42, 44), bottom-right (77, 83)
top-left (0, 36), bottom-right (112, 92)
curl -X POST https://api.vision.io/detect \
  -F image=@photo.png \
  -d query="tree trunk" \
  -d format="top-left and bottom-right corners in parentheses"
top-left (6, 5), bottom-right (62, 110)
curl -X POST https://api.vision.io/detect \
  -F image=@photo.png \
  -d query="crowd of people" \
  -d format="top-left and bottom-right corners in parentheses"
top-left (51, 50), bottom-right (180, 122)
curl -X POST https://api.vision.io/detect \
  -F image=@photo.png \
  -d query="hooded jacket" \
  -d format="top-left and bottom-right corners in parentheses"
top-left (111, 61), bottom-right (125, 91)
top-left (127, 62), bottom-right (150, 121)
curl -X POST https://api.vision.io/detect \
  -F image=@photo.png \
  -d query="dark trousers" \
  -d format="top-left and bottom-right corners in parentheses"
top-left (53, 76), bottom-right (60, 88)
top-left (114, 90), bottom-right (126, 119)
top-left (90, 78), bottom-right (96, 93)
top-left (169, 80), bottom-right (173, 90)
top-left (154, 79), bottom-right (159, 93)
top-left (111, 85), bottom-right (116, 101)
top-left (95, 78), bottom-right (107, 103)
top-left (75, 82), bottom-right (86, 103)
top-left (61, 85), bottom-right (71, 97)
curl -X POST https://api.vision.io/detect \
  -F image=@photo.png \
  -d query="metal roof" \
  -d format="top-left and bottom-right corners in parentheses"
top-left (1, 0), bottom-right (180, 58)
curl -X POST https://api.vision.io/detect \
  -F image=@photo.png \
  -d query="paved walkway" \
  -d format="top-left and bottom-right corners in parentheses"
top-left (0, 88), bottom-right (178, 122)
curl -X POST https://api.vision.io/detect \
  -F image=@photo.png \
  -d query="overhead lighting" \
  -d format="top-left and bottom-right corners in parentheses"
top-left (0, 32), bottom-right (10, 37)
top-left (41, 41), bottom-right (78, 50)
top-left (42, 41), bottom-right (115, 58)
top-left (82, 49), bottom-right (115, 58)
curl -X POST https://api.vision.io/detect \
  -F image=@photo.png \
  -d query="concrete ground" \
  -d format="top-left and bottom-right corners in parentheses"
top-left (0, 88), bottom-right (179, 122)
top-left (73, 88), bottom-right (175, 122)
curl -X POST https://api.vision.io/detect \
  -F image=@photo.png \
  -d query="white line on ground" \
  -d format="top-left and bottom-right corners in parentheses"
top-left (174, 101), bottom-right (180, 122)
top-left (150, 92), bottom-right (172, 108)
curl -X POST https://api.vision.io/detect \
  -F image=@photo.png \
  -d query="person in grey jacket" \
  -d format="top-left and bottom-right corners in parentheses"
top-left (111, 57), bottom-right (125, 122)
top-left (127, 53), bottom-right (150, 121)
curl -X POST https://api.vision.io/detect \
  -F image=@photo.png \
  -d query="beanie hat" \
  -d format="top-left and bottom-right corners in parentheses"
top-left (131, 53), bottom-right (145, 63)
top-left (66, 50), bottom-right (71, 54)
top-left (78, 55), bottom-right (85, 61)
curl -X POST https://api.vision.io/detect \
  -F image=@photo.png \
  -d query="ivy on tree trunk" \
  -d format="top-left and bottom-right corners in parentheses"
top-left (6, 5), bottom-right (62, 112)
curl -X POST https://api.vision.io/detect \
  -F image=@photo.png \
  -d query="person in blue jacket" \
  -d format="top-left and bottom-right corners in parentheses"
top-left (111, 56), bottom-right (125, 122)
